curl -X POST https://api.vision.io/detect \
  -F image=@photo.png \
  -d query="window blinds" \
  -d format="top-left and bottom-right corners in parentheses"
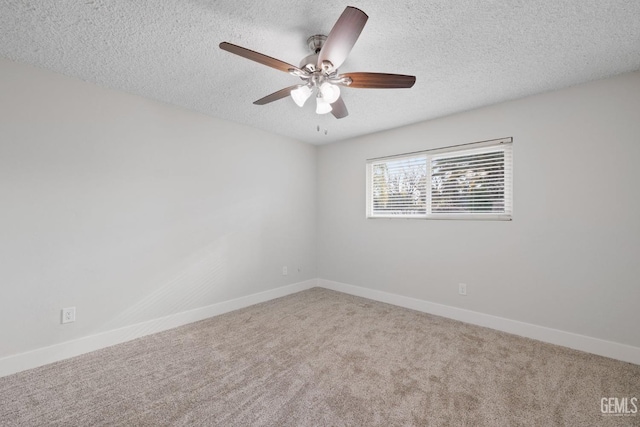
top-left (367, 138), bottom-right (512, 220)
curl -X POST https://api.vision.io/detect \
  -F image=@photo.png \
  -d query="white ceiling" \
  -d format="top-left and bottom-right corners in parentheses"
top-left (1, 1), bottom-right (639, 144)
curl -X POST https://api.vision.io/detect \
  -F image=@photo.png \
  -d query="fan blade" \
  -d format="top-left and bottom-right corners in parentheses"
top-left (317, 7), bottom-right (368, 71)
top-left (340, 72), bottom-right (416, 89)
top-left (220, 42), bottom-right (302, 74)
top-left (331, 97), bottom-right (348, 119)
top-left (253, 86), bottom-right (299, 105)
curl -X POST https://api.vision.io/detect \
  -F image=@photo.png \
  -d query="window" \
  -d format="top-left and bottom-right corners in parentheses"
top-left (366, 137), bottom-right (512, 220)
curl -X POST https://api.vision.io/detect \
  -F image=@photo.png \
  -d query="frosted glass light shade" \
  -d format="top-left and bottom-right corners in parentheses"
top-left (319, 82), bottom-right (341, 104)
top-left (290, 85), bottom-right (313, 107)
top-left (315, 97), bottom-right (332, 114)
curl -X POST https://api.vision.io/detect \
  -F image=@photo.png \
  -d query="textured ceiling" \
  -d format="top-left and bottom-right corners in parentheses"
top-left (1, 1), bottom-right (639, 144)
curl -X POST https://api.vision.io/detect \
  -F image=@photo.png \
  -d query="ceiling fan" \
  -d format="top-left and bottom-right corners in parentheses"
top-left (219, 6), bottom-right (416, 119)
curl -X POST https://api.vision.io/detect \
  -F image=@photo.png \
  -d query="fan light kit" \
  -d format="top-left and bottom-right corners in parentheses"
top-left (220, 6), bottom-right (416, 119)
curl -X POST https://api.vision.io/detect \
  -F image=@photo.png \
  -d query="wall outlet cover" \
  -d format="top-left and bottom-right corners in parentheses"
top-left (62, 307), bottom-right (76, 324)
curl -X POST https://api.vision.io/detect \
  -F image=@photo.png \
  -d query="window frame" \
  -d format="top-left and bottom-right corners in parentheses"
top-left (366, 137), bottom-right (513, 221)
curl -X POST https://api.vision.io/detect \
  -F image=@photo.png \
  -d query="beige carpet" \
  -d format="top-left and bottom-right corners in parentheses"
top-left (0, 288), bottom-right (638, 426)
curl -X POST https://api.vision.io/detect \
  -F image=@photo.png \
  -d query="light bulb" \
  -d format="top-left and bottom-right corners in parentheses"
top-left (319, 82), bottom-right (341, 104)
top-left (290, 85), bottom-right (312, 107)
top-left (316, 96), bottom-right (332, 114)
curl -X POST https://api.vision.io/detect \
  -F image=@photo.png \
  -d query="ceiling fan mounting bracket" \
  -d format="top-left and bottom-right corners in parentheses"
top-left (307, 35), bottom-right (327, 53)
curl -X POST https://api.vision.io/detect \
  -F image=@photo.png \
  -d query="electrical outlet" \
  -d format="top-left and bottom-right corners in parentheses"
top-left (282, 266), bottom-right (288, 276)
top-left (458, 283), bottom-right (467, 296)
top-left (61, 307), bottom-right (76, 324)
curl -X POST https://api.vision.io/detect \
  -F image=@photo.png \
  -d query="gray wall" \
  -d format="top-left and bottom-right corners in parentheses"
top-left (0, 58), bottom-right (317, 358)
top-left (317, 71), bottom-right (640, 347)
top-left (2, 55), bottom-right (638, 361)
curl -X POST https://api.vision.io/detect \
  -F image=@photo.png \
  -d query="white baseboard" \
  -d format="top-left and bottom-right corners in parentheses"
top-left (3, 277), bottom-right (637, 378)
top-left (318, 279), bottom-right (640, 366)
top-left (0, 279), bottom-right (317, 378)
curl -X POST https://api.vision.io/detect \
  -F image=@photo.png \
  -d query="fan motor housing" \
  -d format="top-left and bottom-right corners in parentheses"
top-left (299, 53), bottom-right (318, 70)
